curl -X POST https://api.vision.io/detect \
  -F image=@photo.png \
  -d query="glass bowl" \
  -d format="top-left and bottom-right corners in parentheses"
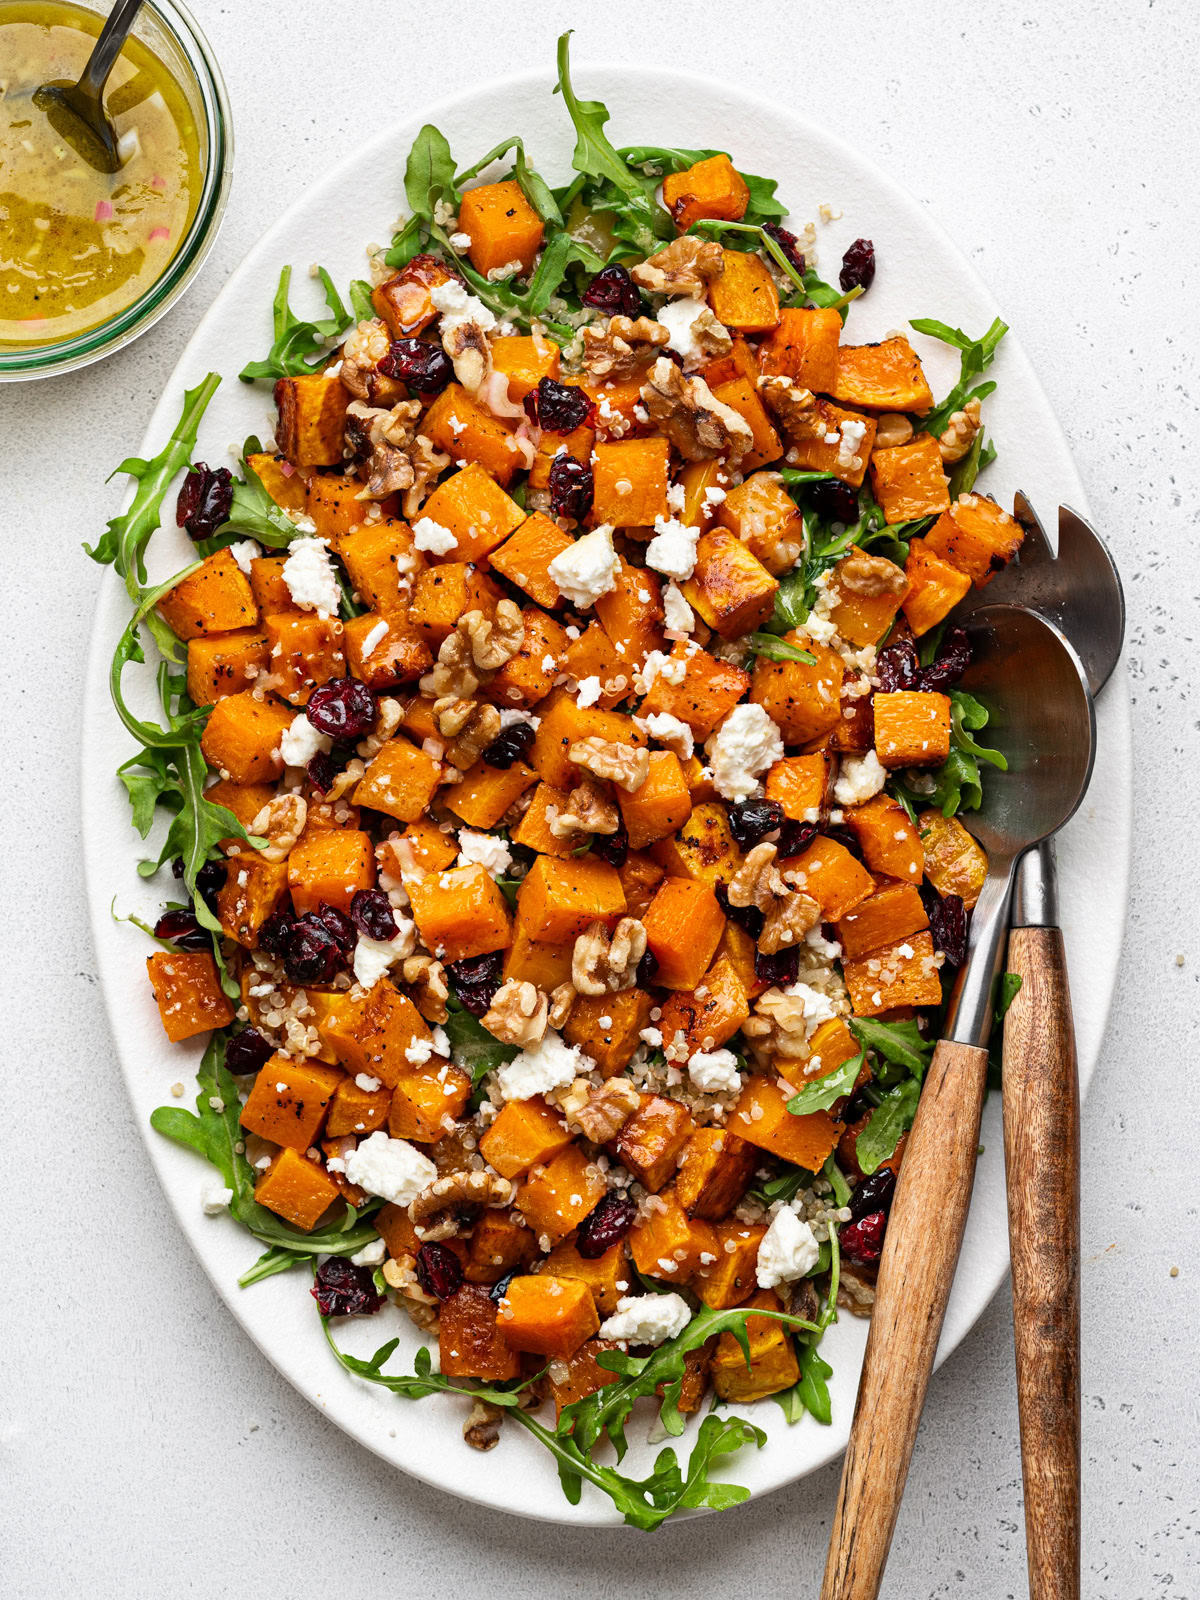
top-left (0, 0), bottom-right (232, 382)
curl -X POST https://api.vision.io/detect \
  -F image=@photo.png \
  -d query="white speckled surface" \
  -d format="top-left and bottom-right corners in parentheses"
top-left (1, 2), bottom-right (1197, 1594)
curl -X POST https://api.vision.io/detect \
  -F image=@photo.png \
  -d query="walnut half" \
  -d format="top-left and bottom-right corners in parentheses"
top-left (639, 357), bottom-right (753, 462)
top-left (548, 774), bottom-right (620, 838)
top-left (480, 979), bottom-right (548, 1047)
top-left (631, 236), bottom-right (725, 296)
top-left (572, 916), bottom-right (647, 996)
top-left (569, 736), bottom-right (650, 794)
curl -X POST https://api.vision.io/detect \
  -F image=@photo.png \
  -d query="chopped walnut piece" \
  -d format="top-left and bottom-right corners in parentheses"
top-left (837, 1264), bottom-right (876, 1318)
top-left (639, 357), bottom-right (753, 462)
top-left (401, 434), bottom-right (450, 519)
top-left (548, 774), bottom-right (620, 837)
top-left (938, 396), bottom-right (983, 463)
top-left (422, 629), bottom-right (481, 700)
top-left (837, 551), bottom-right (908, 598)
top-left (571, 916), bottom-right (648, 996)
top-left (357, 696), bottom-right (403, 759)
top-left (463, 1399), bottom-right (505, 1451)
top-left (874, 412), bottom-right (914, 450)
top-left (464, 600), bottom-right (524, 673)
top-left (403, 954), bottom-right (450, 1023)
top-left (631, 236), bottom-right (725, 296)
top-left (248, 792), bottom-right (307, 863)
top-left (346, 398), bottom-right (424, 500)
top-left (727, 842), bottom-right (789, 912)
top-left (409, 1169), bottom-right (515, 1240)
top-left (321, 758), bottom-right (366, 804)
top-left (481, 979), bottom-right (549, 1047)
top-left (440, 313), bottom-right (494, 394)
top-left (759, 890), bottom-right (822, 954)
top-left (381, 1254), bottom-right (441, 1333)
top-left (340, 318), bottom-right (392, 399)
top-left (568, 736), bottom-right (650, 794)
top-left (758, 374), bottom-right (817, 437)
top-left (581, 315), bottom-right (670, 380)
top-left (573, 1078), bottom-right (642, 1143)
top-left (434, 696), bottom-right (501, 770)
top-left (547, 982), bottom-right (577, 1030)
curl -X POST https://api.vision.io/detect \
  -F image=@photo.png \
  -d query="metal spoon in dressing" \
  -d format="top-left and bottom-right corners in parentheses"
top-left (33, 0), bottom-right (144, 173)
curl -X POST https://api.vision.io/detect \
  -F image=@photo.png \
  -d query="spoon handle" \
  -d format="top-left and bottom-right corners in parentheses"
top-left (820, 1038), bottom-right (990, 1600)
top-left (78, 0), bottom-right (144, 99)
top-left (1002, 925), bottom-right (1081, 1600)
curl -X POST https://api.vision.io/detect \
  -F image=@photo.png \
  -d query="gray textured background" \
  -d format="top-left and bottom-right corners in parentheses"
top-left (2, 2), bottom-right (1198, 1595)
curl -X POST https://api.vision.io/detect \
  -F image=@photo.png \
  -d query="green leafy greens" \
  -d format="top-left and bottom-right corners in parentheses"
top-left (239, 264), bottom-right (354, 382)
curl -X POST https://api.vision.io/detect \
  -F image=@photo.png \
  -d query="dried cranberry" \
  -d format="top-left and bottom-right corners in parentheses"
top-left (924, 888), bottom-right (968, 969)
top-left (176, 463), bottom-right (234, 541)
top-left (415, 1241), bottom-right (464, 1301)
top-left (258, 911), bottom-right (294, 959)
top-left (306, 749), bottom-right (337, 795)
top-left (576, 1192), bottom-right (637, 1259)
top-left (808, 478), bottom-right (859, 525)
top-left (344, 409), bottom-right (373, 466)
top-left (636, 947), bottom-right (660, 989)
top-left (840, 1210), bottom-right (886, 1264)
top-left (306, 679), bottom-right (376, 741)
top-left (918, 626), bottom-right (972, 694)
top-left (776, 819), bottom-right (818, 859)
top-left (714, 881), bottom-right (765, 940)
top-left (728, 799), bottom-right (784, 849)
top-left (839, 238), bottom-right (876, 295)
top-left (755, 947), bottom-right (800, 987)
top-left (763, 221), bottom-right (805, 278)
top-left (580, 263), bottom-right (643, 319)
top-left (482, 721), bottom-right (535, 769)
top-left (592, 811), bottom-right (629, 868)
top-left (310, 902), bottom-right (356, 952)
top-left (447, 951), bottom-right (503, 1015)
top-left (378, 337), bottom-right (453, 395)
top-left (153, 908), bottom-right (210, 950)
top-left (875, 639), bottom-right (921, 694)
top-left (849, 1167), bottom-right (897, 1223)
top-left (284, 913), bottom-right (345, 984)
top-left (350, 888), bottom-right (399, 942)
top-left (523, 376), bottom-right (594, 433)
top-left (224, 1027), bottom-right (274, 1075)
top-left (311, 1257), bottom-right (384, 1317)
top-left (548, 453), bottom-right (594, 522)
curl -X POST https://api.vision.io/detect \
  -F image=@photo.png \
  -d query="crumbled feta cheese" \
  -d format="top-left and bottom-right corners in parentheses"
top-left (353, 922), bottom-right (416, 988)
top-left (495, 1031), bottom-right (583, 1101)
top-left (430, 278), bottom-right (497, 334)
top-left (703, 485), bottom-right (727, 506)
top-left (666, 481), bottom-right (687, 513)
top-left (688, 1048), bottom-right (742, 1094)
top-left (282, 536), bottom-right (340, 617)
top-left (656, 297), bottom-right (727, 368)
top-left (280, 712), bottom-right (331, 768)
top-left (645, 516), bottom-right (699, 582)
top-left (547, 524), bottom-right (620, 608)
top-left (202, 1182), bottom-right (233, 1215)
top-left (405, 1035), bottom-right (435, 1064)
top-left (639, 648), bottom-right (686, 689)
top-left (498, 709), bottom-right (540, 730)
top-left (412, 517), bottom-right (458, 555)
top-left (805, 927), bottom-right (842, 962)
top-left (350, 1236), bottom-right (388, 1267)
top-left (343, 1132), bottom-right (436, 1206)
top-left (355, 1073), bottom-right (382, 1092)
top-left (456, 830), bottom-right (513, 877)
top-left (576, 675), bottom-right (602, 708)
top-left (756, 1208), bottom-right (820, 1288)
top-left (361, 617), bottom-right (390, 657)
top-left (598, 1293), bottom-right (692, 1346)
top-left (706, 704), bottom-right (784, 802)
top-left (833, 748), bottom-right (887, 807)
top-left (785, 981), bottom-right (837, 1030)
top-left (639, 1027), bottom-right (664, 1048)
top-left (837, 417), bottom-right (868, 472)
top-left (431, 1025), bottom-right (451, 1056)
top-left (662, 582), bottom-right (695, 633)
top-left (227, 538), bottom-right (261, 575)
top-left (641, 711), bottom-right (694, 759)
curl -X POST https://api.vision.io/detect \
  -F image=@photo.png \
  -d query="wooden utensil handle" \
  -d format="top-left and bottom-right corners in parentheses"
top-left (1002, 926), bottom-right (1081, 1600)
top-left (821, 1038), bottom-right (990, 1600)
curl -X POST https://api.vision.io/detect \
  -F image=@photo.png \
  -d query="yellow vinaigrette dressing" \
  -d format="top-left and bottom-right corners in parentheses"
top-left (0, 1), bottom-right (202, 346)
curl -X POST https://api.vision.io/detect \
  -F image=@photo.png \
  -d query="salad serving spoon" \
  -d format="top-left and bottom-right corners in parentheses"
top-left (820, 604), bottom-right (1096, 1600)
top-left (33, 0), bottom-right (145, 174)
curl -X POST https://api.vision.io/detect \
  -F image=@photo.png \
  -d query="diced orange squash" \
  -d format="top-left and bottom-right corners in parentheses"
top-left (617, 750), bottom-right (692, 849)
top-left (186, 629), bottom-right (270, 707)
top-left (387, 1059), bottom-right (472, 1143)
top-left (563, 622), bottom-right (630, 710)
top-left (377, 817), bottom-right (457, 879)
top-left (337, 518), bottom-right (423, 612)
top-left (246, 451), bottom-right (308, 514)
top-left (709, 377), bottom-right (782, 473)
top-left (422, 385), bottom-right (522, 485)
top-left (301, 798), bottom-right (363, 838)
top-left (528, 423), bottom-right (595, 494)
top-left (837, 882), bottom-right (930, 960)
top-left (594, 557), bottom-right (664, 665)
top-left (419, 463), bottom-right (526, 565)
top-left (657, 955), bottom-right (749, 1055)
top-left (700, 336), bottom-right (760, 393)
top-left (676, 1129), bottom-right (759, 1221)
top-left (273, 373), bottom-right (350, 468)
top-left (458, 179), bottom-right (544, 276)
top-left (206, 777), bottom-right (275, 842)
top-left (248, 555), bottom-right (297, 615)
top-left (490, 331), bottom-right (559, 401)
top-left (397, 695), bottom-right (441, 744)
top-left (510, 781), bottom-right (575, 859)
top-left (750, 635), bottom-right (844, 744)
top-left (714, 471), bottom-right (805, 576)
top-left (562, 989), bottom-right (654, 1078)
top-left (707, 246), bottom-right (780, 334)
top-left (662, 153), bottom-right (749, 232)
top-left (287, 828), bottom-right (374, 915)
top-left (443, 758), bottom-right (537, 829)
top-left (695, 1222), bottom-right (766, 1309)
top-left (465, 1210), bottom-right (538, 1284)
top-left (353, 736), bottom-right (443, 823)
top-left (759, 307), bottom-right (842, 391)
top-left (711, 1287), bottom-right (801, 1400)
top-left (674, 458), bottom-right (732, 527)
top-left (615, 1094), bottom-right (695, 1192)
top-left (146, 950), bottom-right (234, 1041)
top-left (639, 641), bottom-right (750, 738)
top-left (529, 688), bottom-right (646, 788)
top-left (919, 810), bottom-right (989, 909)
top-left (592, 437), bottom-right (670, 528)
top-left (649, 800), bottom-right (742, 887)
top-left (407, 863), bottom-right (512, 964)
top-left (731, 1076), bottom-right (842, 1170)
top-left (775, 1016), bottom-right (861, 1092)
top-left (254, 1146), bottom-right (342, 1231)
top-left (682, 527), bottom-right (778, 639)
top-left (344, 611), bottom-right (430, 688)
top-left (375, 1201), bottom-right (421, 1258)
top-left (873, 690), bottom-right (952, 768)
top-left (239, 1054), bottom-right (343, 1150)
top-left (844, 793), bottom-right (924, 882)
top-left (215, 853), bottom-right (289, 948)
top-left (925, 493), bottom-right (1024, 587)
top-left (326, 1077), bottom-right (393, 1139)
top-left (317, 979), bottom-right (431, 1086)
top-left (830, 686), bottom-right (875, 753)
top-left (372, 253), bottom-right (457, 336)
top-left (825, 544), bottom-right (910, 646)
top-left (485, 606), bottom-right (570, 709)
top-left (409, 561), bottom-right (503, 648)
top-left (479, 1096), bottom-right (575, 1180)
top-left (784, 834), bottom-right (874, 921)
top-left (765, 752), bottom-right (834, 821)
top-left (502, 923), bottom-right (575, 990)
top-left (629, 1190), bottom-right (718, 1283)
top-left (200, 692), bottom-right (294, 785)
top-left (263, 611), bottom-right (346, 706)
top-left (642, 877), bottom-right (726, 990)
top-left (516, 1145), bottom-right (608, 1242)
top-left (777, 398), bottom-right (877, 487)
top-left (158, 549), bottom-right (258, 641)
top-left (304, 474), bottom-right (386, 549)
top-left (488, 512), bottom-right (573, 607)
top-left (869, 432), bottom-right (951, 523)
top-left (540, 1243), bottom-right (628, 1319)
top-left (516, 854), bottom-right (625, 944)
top-left (547, 1338), bottom-right (624, 1419)
top-left (830, 337), bottom-right (934, 414)
top-left (617, 850), bottom-right (666, 919)
top-left (843, 929), bottom-right (943, 1015)
top-left (900, 537), bottom-right (973, 637)
top-left (497, 1274), bottom-right (599, 1358)
top-left (441, 1282), bottom-right (523, 1381)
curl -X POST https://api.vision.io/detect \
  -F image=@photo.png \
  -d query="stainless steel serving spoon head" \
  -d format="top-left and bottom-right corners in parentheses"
top-left (33, 0), bottom-right (144, 174)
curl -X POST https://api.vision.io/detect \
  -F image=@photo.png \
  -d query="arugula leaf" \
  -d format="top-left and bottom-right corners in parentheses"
top-left (786, 1049), bottom-right (866, 1115)
top-left (766, 568), bottom-right (813, 633)
top-left (909, 315), bottom-right (1007, 439)
top-left (891, 749), bottom-right (985, 819)
top-left (348, 278), bottom-right (376, 324)
top-left (745, 632), bottom-right (817, 665)
top-left (822, 1153), bottom-right (851, 1210)
top-left (794, 1340), bottom-right (834, 1425)
top-left (747, 1166), bottom-right (809, 1209)
top-left (455, 136), bottom-right (564, 229)
top-left (617, 144), bottom-right (786, 227)
top-left (443, 993), bottom-right (518, 1091)
top-left (239, 264), bottom-right (352, 383)
top-left (951, 689), bottom-right (1007, 770)
top-left (856, 1078), bottom-right (922, 1175)
top-left (404, 123), bottom-right (461, 227)
top-left (849, 1017), bottom-right (934, 1080)
top-left (211, 437), bottom-right (303, 548)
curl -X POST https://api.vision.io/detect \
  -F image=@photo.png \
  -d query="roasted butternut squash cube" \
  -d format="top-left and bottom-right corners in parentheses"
top-left (200, 691), bottom-right (295, 785)
top-left (186, 629), bottom-right (270, 707)
top-left (837, 881), bottom-right (930, 960)
top-left (510, 781), bottom-right (575, 859)
top-left (491, 331), bottom-right (559, 400)
top-left (353, 736), bottom-right (443, 823)
top-left (873, 690), bottom-right (952, 768)
top-left (707, 246), bottom-right (780, 334)
top-left (777, 398), bottom-right (877, 487)
top-left (919, 810), bottom-right (989, 909)
top-left (843, 929), bottom-right (943, 1015)
top-left (547, 1338), bottom-right (623, 1419)
top-left (458, 179), bottom-right (544, 276)
top-left (681, 528), bottom-right (778, 639)
top-left (387, 1059), bottom-right (472, 1143)
top-left (409, 561), bottom-right (503, 648)
top-left (674, 457), bottom-right (731, 527)
top-left (516, 854), bottom-right (625, 944)
top-left (441, 1282), bottom-right (522, 1381)
top-left (539, 1241), bottom-right (628, 1316)
top-left (630, 1190), bottom-right (718, 1284)
top-left (925, 493), bottom-right (1024, 587)
top-left (773, 1015), bottom-right (862, 1093)
top-left (215, 853), bottom-right (289, 948)
top-left (274, 373), bottom-right (350, 468)
top-left (700, 335), bottom-right (760, 392)
top-left (844, 793), bottom-right (924, 882)
top-left (497, 1274), bottom-right (599, 1358)
top-left (715, 920), bottom-right (762, 1001)
top-left (616, 850), bottom-right (666, 919)
top-left (615, 1094), bottom-right (695, 1192)
top-left (869, 432), bottom-right (951, 522)
top-left (337, 518), bottom-right (423, 612)
top-left (485, 606), bottom-right (569, 709)
top-left (443, 758), bottom-right (537, 829)
top-left (254, 1146), bottom-right (342, 1231)
top-left (286, 828), bottom-right (374, 914)
top-left (709, 378), bottom-right (782, 473)
top-left (146, 950), bottom-right (234, 1041)
top-left (158, 549), bottom-right (258, 641)
top-left (516, 1145), bottom-right (608, 1241)
top-left (592, 437), bottom-right (670, 528)
top-left (711, 1287), bottom-right (800, 1400)
top-left (765, 752), bottom-right (834, 822)
top-left (343, 612), bottom-right (430, 689)
top-left (423, 384), bottom-right (523, 485)
top-left (830, 686), bottom-right (875, 753)
top-left (529, 688), bottom-right (647, 787)
top-left (380, 817), bottom-right (458, 876)
top-left (731, 1076), bottom-right (842, 1171)
top-left (372, 254), bottom-right (457, 336)
top-left (714, 472), bottom-right (805, 576)
top-left (830, 337), bottom-right (934, 414)
top-left (901, 537), bottom-right (973, 637)
top-left (617, 750), bottom-right (692, 849)
top-left (207, 778), bottom-right (275, 843)
top-left (407, 863), bottom-right (512, 964)
top-left (562, 989), bottom-right (654, 1078)
top-left (239, 1054), bottom-right (343, 1150)
top-left (488, 512), bottom-right (573, 607)
top-left (248, 554), bottom-right (296, 615)
top-left (695, 1221), bottom-right (766, 1309)
top-left (317, 979), bottom-right (431, 1086)
top-left (562, 623), bottom-right (631, 710)
top-left (639, 641), bottom-right (750, 738)
top-left (326, 1077), bottom-right (393, 1139)
top-left (825, 544), bottom-right (910, 647)
top-left (784, 834), bottom-right (874, 921)
top-left (246, 450), bottom-right (308, 514)
top-left (263, 611), bottom-right (346, 706)
top-left (594, 557), bottom-right (664, 666)
top-left (662, 153), bottom-right (749, 232)
top-left (465, 1209), bottom-right (538, 1284)
top-left (676, 1130), bottom-right (758, 1222)
top-left (304, 473), bottom-right (384, 548)
top-left (502, 923), bottom-right (574, 990)
top-left (419, 463), bottom-right (526, 565)
top-left (750, 635), bottom-right (844, 745)
top-left (478, 1095), bottom-right (574, 1179)
top-left (643, 877), bottom-right (726, 990)
top-left (657, 954), bottom-right (749, 1059)
top-left (374, 1201), bottom-right (421, 1258)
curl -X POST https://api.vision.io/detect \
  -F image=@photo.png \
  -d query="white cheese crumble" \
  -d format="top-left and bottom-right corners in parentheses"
top-left (756, 1208), bottom-right (821, 1288)
top-left (833, 748), bottom-right (888, 806)
top-left (836, 417), bottom-right (869, 472)
top-left (456, 830), bottom-right (513, 877)
top-left (576, 675), bottom-right (602, 708)
top-left (280, 711), bottom-right (331, 768)
top-left (361, 617), bottom-right (390, 657)
top-left (412, 516), bottom-right (458, 555)
top-left (430, 278), bottom-right (497, 334)
top-left (785, 981), bottom-right (837, 1032)
top-left (666, 481), bottom-right (687, 513)
top-left (282, 536), bottom-right (340, 618)
top-left (598, 1293), bottom-right (692, 1346)
top-left (546, 524), bottom-right (620, 608)
top-left (641, 710), bottom-right (694, 759)
top-left (639, 648), bottom-right (686, 689)
top-left (706, 704), bottom-right (785, 802)
top-left (688, 1048), bottom-right (742, 1094)
top-left (645, 516), bottom-right (699, 582)
top-left (343, 1132), bottom-right (437, 1206)
top-left (703, 485), bottom-right (727, 506)
top-left (662, 582), bottom-right (696, 633)
top-left (656, 297), bottom-right (727, 368)
top-left (227, 538), bottom-right (261, 575)
top-left (201, 1182), bottom-right (233, 1215)
top-left (350, 1236), bottom-right (388, 1267)
top-left (353, 921), bottom-right (416, 988)
top-left (355, 1073), bottom-right (382, 1092)
top-left (494, 1030), bottom-right (583, 1102)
